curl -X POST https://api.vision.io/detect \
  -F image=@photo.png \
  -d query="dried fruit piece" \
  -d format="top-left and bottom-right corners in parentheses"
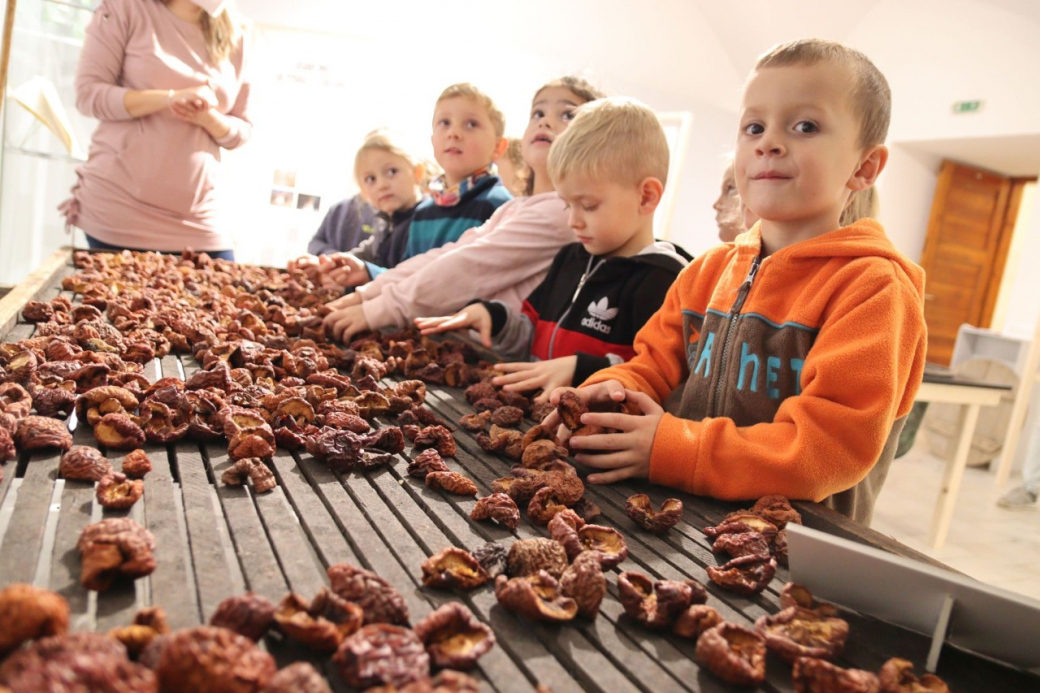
top-left (695, 622), bottom-right (767, 687)
top-left (222, 458), bottom-right (277, 494)
top-left (77, 518), bottom-right (156, 591)
top-left (458, 411), bottom-right (492, 432)
top-left (775, 529), bottom-right (789, 568)
top-left (521, 439), bottom-right (568, 470)
top-left (121, 449), bottom-right (152, 479)
top-left (93, 412), bottom-right (146, 451)
top-left (228, 429), bottom-right (276, 461)
top-left (407, 448), bottom-right (450, 479)
top-left (259, 662), bottom-right (332, 693)
top-left (556, 391), bottom-right (587, 430)
top-left (617, 572), bottom-right (695, 629)
top-left (756, 606), bottom-right (850, 663)
top-left (157, 625), bottom-right (277, 693)
top-left (752, 494), bottom-right (802, 529)
top-left (210, 592), bottom-right (277, 641)
top-left (16, 415), bottom-right (73, 452)
top-left (96, 472), bottom-right (144, 509)
top-left (0, 631), bottom-right (156, 691)
top-left (578, 524), bottom-right (629, 569)
top-left (0, 427), bottom-right (14, 464)
top-left (559, 551), bottom-right (605, 618)
top-left (704, 510), bottom-right (778, 542)
top-left (792, 656), bottom-right (881, 693)
top-left (413, 425), bottom-right (456, 458)
top-left (413, 602), bottom-right (495, 670)
top-left (672, 604), bottom-right (722, 639)
top-left (108, 606), bottom-right (170, 658)
top-left (490, 406), bottom-right (523, 427)
top-left (274, 589), bottom-right (364, 652)
top-left (878, 658), bottom-right (949, 693)
top-left (60, 445), bottom-right (113, 482)
top-left (780, 582), bottom-right (817, 610)
top-left (333, 624), bottom-right (430, 689)
top-left (0, 584), bottom-right (69, 656)
top-left (707, 554), bottom-right (777, 596)
top-left (306, 428), bottom-right (364, 472)
top-left (363, 426), bottom-right (406, 455)
top-left (625, 494), bottom-right (683, 534)
top-left (470, 493), bottom-right (520, 530)
top-left (470, 542), bottom-right (508, 579)
top-left (712, 531), bottom-right (771, 560)
top-left (421, 547), bottom-right (490, 591)
top-left (425, 471), bottom-right (478, 496)
top-left (328, 562), bottom-right (410, 626)
top-left (548, 509), bottom-right (586, 561)
top-left (506, 538), bottom-right (568, 579)
top-left (527, 486), bottom-right (569, 525)
top-left (494, 572), bottom-right (578, 623)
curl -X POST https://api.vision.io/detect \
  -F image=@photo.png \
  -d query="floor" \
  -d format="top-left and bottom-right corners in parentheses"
top-left (871, 441), bottom-right (1040, 602)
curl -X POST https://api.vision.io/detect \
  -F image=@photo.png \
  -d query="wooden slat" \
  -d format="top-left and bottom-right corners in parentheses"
top-left (0, 453), bottom-right (60, 585)
top-left (0, 247), bottom-right (70, 340)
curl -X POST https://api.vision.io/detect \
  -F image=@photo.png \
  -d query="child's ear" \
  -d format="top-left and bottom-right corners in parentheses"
top-left (491, 136), bottom-right (509, 162)
top-left (639, 177), bottom-right (665, 214)
top-left (848, 145), bottom-right (888, 191)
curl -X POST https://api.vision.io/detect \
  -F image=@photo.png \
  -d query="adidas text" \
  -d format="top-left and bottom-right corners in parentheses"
top-left (581, 317), bottom-right (613, 335)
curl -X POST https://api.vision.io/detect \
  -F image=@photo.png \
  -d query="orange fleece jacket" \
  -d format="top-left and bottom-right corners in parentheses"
top-left (583, 220), bottom-right (927, 508)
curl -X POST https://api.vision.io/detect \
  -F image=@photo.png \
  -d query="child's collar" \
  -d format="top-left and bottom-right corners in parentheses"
top-left (429, 164), bottom-right (498, 207)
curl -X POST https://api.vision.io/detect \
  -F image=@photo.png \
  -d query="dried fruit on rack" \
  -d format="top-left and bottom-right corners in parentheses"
top-left (407, 448), bottom-right (450, 479)
top-left (362, 426), bottom-right (406, 455)
top-left (136, 400), bottom-right (189, 444)
top-left (555, 391), bottom-right (588, 430)
top-left (780, 582), bottom-right (818, 610)
top-left (93, 412), bottom-right (146, 451)
top-left (712, 531), bottom-right (772, 560)
top-left (77, 518), bottom-right (156, 592)
top-left (0, 632), bottom-right (156, 691)
top-left (625, 494), bottom-right (683, 534)
top-left (21, 300), bottom-right (54, 323)
top-left (96, 472), bottom-right (144, 509)
top-left (274, 589), bottom-right (365, 652)
top-left (878, 658), bottom-right (949, 693)
top-left (548, 509), bottom-right (586, 561)
top-left (425, 471), bottom-right (478, 496)
top-left (76, 385), bottom-right (139, 426)
top-left (792, 656), bottom-right (881, 693)
top-left (210, 592), bottom-right (278, 642)
top-left (494, 572), bottom-right (578, 623)
top-left (464, 382), bottom-right (496, 405)
top-left (578, 524), bottom-right (629, 569)
top-left (521, 439), bottom-right (569, 471)
top-left (704, 510), bottom-right (778, 542)
top-left (421, 548), bottom-right (490, 591)
top-left (506, 538), bottom-right (568, 579)
top-left (458, 411), bottom-right (492, 433)
top-left (692, 624), bottom-right (767, 687)
top-left (775, 529), bottom-right (789, 568)
top-left (490, 406), bottom-right (523, 427)
top-left (527, 486), bottom-right (569, 525)
top-left (0, 427), bottom-right (15, 464)
top-left (156, 625), bottom-right (277, 693)
top-left (471, 541), bottom-right (508, 579)
top-left (328, 562), bottom-right (410, 626)
top-left (413, 425), bottom-right (457, 458)
top-left (752, 494), bottom-right (802, 529)
top-left (60, 445), bottom-right (113, 482)
top-left (559, 551), bottom-right (605, 619)
top-left (108, 606), bottom-right (170, 658)
top-left (707, 554), bottom-right (778, 596)
top-left (228, 428), bottom-right (276, 461)
top-left (1, 383), bottom-right (34, 421)
top-left (0, 584), bottom-right (70, 656)
top-left (306, 428), bottom-right (364, 472)
top-left (470, 493), bottom-right (520, 530)
top-left (15, 415), bottom-right (73, 452)
top-left (333, 624), bottom-right (430, 689)
top-left (413, 602), bottom-right (495, 671)
top-left (617, 572), bottom-right (696, 629)
top-left (30, 386), bottom-right (77, 418)
top-left (756, 607), bottom-right (850, 663)
top-left (673, 604), bottom-right (722, 640)
top-left (221, 458), bottom-right (277, 494)
top-left (121, 449), bottom-right (152, 479)
top-left (259, 662), bottom-right (332, 693)
top-left (476, 425), bottom-right (523, 459)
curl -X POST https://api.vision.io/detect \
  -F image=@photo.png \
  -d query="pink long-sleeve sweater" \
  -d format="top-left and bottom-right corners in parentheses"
top-left (67, 0), bottom-right (251, 252)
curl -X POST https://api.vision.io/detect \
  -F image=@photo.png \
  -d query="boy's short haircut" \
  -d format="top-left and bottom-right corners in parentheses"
top-left (436, 83), bottom-right (506, 139)
top-left (755, 38), bottom-right (891, 148)
top-left (547, 96), bottom-right (669, 187)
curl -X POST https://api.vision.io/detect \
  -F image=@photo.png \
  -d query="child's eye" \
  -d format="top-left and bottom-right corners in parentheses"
top-left (583, 204), bottom-right (598, 212)
top-left (466, 120), bottom-right (480, 129)
top-left (742, 122), bottom-right (764, 136)
top-left (386, 167), bottom-right (398, 177)
top-left (437, 118), bottom-right (450, 127)
top-left (562, 203), bottom-right (571, 211)
top-left (725, 184), bottom-right (738, 196)
top-left (561, 110), bottom-right (575, 122)
top-left (363, 175), bottom-right (375, 184)
top-left (795, 121), bottom-right (818, 134)
top-left (531, 109), bottom-right (545, 120)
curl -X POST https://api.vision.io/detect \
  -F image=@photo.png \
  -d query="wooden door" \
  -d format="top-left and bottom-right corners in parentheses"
top-left (919, 161), bottom-right (1011, 364)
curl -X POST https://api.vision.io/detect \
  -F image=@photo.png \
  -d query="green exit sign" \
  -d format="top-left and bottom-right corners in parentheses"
top-left (952, 100), bottom-right (983, 114)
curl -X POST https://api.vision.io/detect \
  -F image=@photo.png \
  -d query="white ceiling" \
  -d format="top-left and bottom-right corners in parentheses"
top-left (900, 134), bottom-right (1040, 178)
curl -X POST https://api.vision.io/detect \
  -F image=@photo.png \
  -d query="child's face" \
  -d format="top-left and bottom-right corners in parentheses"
top-left (356, 149), bottom-right (419, 215)
top-left (735, 62), bottom-right (870, 240)
top-left (714, 163), bottom-right (745, 242)
top-left (556, 174), bottom-right (647, 258)
top-left (431, 96), bottom-right (502, 186)
top-left (522, 87), bottom-right (583, 176)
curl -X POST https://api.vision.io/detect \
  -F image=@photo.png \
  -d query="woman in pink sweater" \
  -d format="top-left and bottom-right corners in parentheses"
top-left (60, 0), bottom-right (251, 259)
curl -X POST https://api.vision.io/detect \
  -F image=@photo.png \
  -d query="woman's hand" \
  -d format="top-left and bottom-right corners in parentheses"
top-left (415, 304), bottom-right (493, 347)
top-left (491, 357), bottom-right (577, 402)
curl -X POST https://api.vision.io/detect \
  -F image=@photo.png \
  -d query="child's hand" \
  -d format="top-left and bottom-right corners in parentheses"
top-left (288, 254), bottom-right (321, 281)
top-left (492, 357), bottom-right (577, 403)
top-left (319, 253), bottom-right (370, 288)
top-left (414, 304), bottom-right (493, 347)
top-left (324, 304), bottom-right (370, 342)
top-left (539, 380), bottom-right (627, 430)
top-left (325, 292), bottom-right (362, 310)
top-left (568, 389), bottom-right (663, 484)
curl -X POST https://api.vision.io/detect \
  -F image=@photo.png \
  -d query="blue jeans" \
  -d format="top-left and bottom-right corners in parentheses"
top-left (84, 234), bottom-right (235, 262)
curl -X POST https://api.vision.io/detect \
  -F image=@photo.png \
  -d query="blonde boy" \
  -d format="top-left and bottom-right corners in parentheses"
top-left (548, 40), bottom-right (927, 524)
top-left (416, 97), bottom-right (688, 398)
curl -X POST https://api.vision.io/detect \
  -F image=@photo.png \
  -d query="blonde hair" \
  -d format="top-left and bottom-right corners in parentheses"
top-left (435, 83), bottom-right (506, 139)
top-left (353, 129), bottom-right (438, 192)
top-left (840, 186), bottom-right (879, 226)
top-left (501, 138), bottom-right (528, 196)
top-left (547, 96), bottom-right (669, 187)
top-left (755, 38), bottom-right (891, 148)
top-left (160, 1), bottom-right (238, 62)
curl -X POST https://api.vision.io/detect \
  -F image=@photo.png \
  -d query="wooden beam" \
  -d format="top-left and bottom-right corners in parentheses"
top-left (0, 0), bottom-right (18, 121)
top-left (0, 246), bottom-right (70, 340)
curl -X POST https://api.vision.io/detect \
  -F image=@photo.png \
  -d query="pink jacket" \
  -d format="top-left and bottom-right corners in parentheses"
top-left (357, 193), bottom-right (572, 329)
top-left (67, 0), bottom-right (251, 252)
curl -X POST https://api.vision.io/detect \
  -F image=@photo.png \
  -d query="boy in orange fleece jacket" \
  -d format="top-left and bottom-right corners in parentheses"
top-left (546, 39), bottom-right (927, 524)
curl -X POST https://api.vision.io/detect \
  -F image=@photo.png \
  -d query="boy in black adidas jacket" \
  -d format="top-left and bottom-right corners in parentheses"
top-left (416, 97), bottom-right (688, 401)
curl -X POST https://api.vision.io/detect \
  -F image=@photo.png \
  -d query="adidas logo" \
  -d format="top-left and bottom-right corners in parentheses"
top-left (587, 297), bottom-right (618, 321)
